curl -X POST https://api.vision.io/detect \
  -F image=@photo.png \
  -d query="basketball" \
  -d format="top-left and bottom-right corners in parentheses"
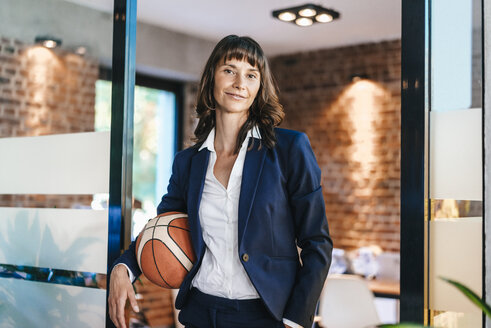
top-left (135, 211), bottom-right (196, 288)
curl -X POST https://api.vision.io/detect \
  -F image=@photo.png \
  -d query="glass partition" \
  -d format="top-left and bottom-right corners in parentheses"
top-left (427, 0), bottom-right (483, 326)
top-left (0, 0), bottom-right (115, 326)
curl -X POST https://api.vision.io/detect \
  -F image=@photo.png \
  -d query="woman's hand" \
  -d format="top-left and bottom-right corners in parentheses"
top-left (108, 265), bottom-right (139, 328)
top-left (284, 324), bottom-right (292, 328)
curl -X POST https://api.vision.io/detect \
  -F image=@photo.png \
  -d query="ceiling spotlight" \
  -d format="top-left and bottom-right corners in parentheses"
top-left (316, 13), bottom-right (333, 23)
top-left (278, 11), bottom-right (296, 22)
top-left (272, 3), bottom-right (340, 27)
top-left (299, 7), bottom-right (317, 17)
top-left (35, 36), bottom-right (62, 48)
top-left (296, 17), bottom-right (313, 27)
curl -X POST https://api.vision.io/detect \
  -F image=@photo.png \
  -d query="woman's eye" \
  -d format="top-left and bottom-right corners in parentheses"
top-left (224, 69), bottom-right (233, 74)
top-left (248, 74), bottom-right (258, 79)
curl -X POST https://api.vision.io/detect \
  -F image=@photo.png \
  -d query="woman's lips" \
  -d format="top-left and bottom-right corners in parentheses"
top-left (225, 92), bottom-right (246, 100)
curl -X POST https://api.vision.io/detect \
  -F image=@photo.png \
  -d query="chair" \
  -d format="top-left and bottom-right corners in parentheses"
top-left (316, 274), bottom-right (381, 328)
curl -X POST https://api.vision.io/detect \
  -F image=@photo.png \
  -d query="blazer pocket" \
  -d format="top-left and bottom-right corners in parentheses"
top-left (270, 255), bottom-right (298, 261)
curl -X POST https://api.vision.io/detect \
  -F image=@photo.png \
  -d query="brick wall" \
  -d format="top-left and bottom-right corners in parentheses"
top-left (0, 37), bottom-right (98, 137)
top-left (269, 40), bottom-right (401, 252)
top-left (0, 36), bottom-right (99, 208)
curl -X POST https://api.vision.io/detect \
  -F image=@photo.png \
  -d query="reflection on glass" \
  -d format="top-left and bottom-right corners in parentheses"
top-left (0, 264), bottom-right (106, 289)
top-left (432, 311), bottom-right (482, 327)
top-left (431, 199), bottom-right (482, 219)
top-left (0, 278), bottom-right (106, 327)
top-left (0, 208), bottom-right (108, 273)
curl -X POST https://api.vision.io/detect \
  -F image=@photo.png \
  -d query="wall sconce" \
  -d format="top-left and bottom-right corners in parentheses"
top-left (350, 74), bottom-right (370, 82)
top-left (272, 3), bottom-right (340, 27)
top-left (75, 46), bottom-right (87, 56)
top-left (35, 36), bottom-right (62, 49)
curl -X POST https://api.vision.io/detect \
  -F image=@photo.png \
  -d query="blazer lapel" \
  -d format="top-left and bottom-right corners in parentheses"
top-left (187, 149), bottom-right (209, 261)
top-left (238, 138), bottom-right (267, 247)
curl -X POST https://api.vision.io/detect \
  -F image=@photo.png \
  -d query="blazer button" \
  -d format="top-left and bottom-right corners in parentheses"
top-left (242, 253), bottom-right (249, 262)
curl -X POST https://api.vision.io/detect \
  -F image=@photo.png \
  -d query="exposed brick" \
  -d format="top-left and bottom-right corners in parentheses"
top-left (0, 35), bottom-right (99, 193)
top-left (269, 40), bottom-right (402, 252)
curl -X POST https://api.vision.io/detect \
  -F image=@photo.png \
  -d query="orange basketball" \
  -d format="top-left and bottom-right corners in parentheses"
top-left (135, 211), bottom-right (196, 288)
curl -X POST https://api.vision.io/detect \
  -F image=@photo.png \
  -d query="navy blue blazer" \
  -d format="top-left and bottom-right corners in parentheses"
top-left (115, 127), bottom-right (333, 328)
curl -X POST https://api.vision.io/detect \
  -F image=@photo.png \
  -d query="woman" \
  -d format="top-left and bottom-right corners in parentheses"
top-left (109, 35), bottom-right (333, 328)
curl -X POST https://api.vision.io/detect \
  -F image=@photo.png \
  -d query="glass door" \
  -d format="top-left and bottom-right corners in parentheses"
top-left (426, 0), bottom-right (483, 326)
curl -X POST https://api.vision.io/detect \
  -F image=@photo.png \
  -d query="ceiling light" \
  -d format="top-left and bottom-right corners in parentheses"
top-left (299, 7), bottom-right (316, 17)
top-left (278, 11), bottom-right (296, 22)
top-left (296, 17), bottom-right (313, 27)
top-left (316, 13), bottom-right (333, 23)
top-left (272, 3), bottom-right (340, 27)
top-left (35, 36), bottom-right (62, 49)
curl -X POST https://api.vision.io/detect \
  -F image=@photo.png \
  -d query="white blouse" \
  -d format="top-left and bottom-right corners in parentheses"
top-left (191, 126), bottom-right (260, 299)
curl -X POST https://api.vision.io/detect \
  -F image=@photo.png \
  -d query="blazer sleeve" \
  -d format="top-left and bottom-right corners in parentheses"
top-left (282, 132), bottom-right (333, 328)
top-left (110, 151), bottom-right (187, 282)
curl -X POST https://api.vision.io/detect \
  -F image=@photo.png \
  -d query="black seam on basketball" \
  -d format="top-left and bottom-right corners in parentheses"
top-left (142, 239), bottom-right (153, 250)
top-left (167, 224), bottom-right (194, 265)
top-left (160, 225), bottom-right (190, 232)
top-left (143, 224), bottom-right (190, 232)
top-left (151, 216), bottom-right (172, 288)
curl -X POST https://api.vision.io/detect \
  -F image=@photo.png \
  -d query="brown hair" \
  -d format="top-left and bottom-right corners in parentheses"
top-left (193, 35), bottom-right (284, 153)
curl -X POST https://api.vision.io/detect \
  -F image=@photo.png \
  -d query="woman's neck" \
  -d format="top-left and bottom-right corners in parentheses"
top-left (214, 111), bottom-right (247, 155)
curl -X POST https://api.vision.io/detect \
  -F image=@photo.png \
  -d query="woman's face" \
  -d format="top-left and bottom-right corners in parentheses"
top-left (213, 58), bottom-right (261, 115)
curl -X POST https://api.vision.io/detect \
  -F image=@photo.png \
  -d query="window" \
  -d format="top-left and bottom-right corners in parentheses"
top-left (96, 69), bottom-right (183, 239)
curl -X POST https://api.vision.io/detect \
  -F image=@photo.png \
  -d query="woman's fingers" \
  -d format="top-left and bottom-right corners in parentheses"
top-left (127, 285), bottom-right (140, 313)
top-left (108, 265), bottom-right (134, 328)
top-left (108, 286), bottom-right (119, 327)
top-left (108, 291), bottom-right (123, 328)
top-left (116, 297), bottom-right (127, 328)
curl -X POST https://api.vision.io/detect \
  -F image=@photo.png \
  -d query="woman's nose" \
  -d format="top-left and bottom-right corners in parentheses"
top-left (233, 74), bottom-right (245, 89)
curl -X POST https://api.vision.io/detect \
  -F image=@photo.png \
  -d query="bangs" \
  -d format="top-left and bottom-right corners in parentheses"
top-left (220, 39), bottom-right (265, 70)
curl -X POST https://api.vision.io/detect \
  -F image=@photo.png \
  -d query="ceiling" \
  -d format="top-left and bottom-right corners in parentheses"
top-left (66, 0), bottom-right (401, 56)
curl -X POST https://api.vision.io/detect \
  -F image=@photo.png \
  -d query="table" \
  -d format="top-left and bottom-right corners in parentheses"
top-left (367, 279), bottom-right (400, 299)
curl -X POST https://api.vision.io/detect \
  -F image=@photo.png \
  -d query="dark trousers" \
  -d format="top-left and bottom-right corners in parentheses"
top-left (178, 288), bottom-right (284, 328)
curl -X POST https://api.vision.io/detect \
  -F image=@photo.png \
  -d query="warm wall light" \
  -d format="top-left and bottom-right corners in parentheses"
top-left (350, 74), bottom-right (370, 82)
top-left (75, 46), bottom-right (87, 56)
top-left (35, 35), bottom-right (62, 49)
top-left (272, 3), bottom-right (340, 27)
